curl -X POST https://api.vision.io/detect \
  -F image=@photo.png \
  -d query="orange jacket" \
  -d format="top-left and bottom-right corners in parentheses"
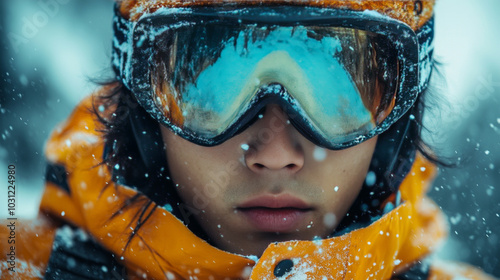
top-left (1, 91), bottom-right (497, 280)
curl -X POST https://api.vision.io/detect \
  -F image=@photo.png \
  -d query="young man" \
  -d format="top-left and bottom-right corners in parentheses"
top-left (1, 0), bottom-right (497, 279)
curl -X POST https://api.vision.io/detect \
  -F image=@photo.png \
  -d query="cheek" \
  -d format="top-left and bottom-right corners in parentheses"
top-left (161, 128), bottom-right (240, 211)
top-left (323, 137), bottom-right (377, 179)
top-left (318, 137), bottom-right (377, 219)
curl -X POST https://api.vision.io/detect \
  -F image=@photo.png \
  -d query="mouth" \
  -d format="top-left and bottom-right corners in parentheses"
top-left (236, 194), bottom-right (313, 233)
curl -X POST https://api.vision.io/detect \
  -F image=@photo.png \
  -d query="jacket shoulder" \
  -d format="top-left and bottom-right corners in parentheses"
top-left (429, 260), bottom-right (498, 280)
top-left (0, 215), bottom-right (57, 279)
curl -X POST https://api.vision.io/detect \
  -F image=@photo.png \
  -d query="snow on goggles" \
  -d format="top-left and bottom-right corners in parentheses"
top-left (112, 5), bottom-right (434, 149)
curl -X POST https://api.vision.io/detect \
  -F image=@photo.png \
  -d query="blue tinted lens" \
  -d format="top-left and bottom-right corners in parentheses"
top-left (150, 24), bottom-right (397, 143)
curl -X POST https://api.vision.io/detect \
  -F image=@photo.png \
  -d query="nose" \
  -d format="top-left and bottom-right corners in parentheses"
top-left (244, 104), bottom-right (305, 173)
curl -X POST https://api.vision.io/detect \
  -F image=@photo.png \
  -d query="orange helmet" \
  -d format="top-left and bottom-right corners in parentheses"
top-left (116, 0), bottom-right (435, 31)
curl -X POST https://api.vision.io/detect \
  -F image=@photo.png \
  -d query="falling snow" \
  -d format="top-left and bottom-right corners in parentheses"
top-left (313, 146), bottom-right (327, 161)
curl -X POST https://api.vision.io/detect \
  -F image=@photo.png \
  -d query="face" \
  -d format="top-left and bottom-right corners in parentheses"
top-left (161, 104), bottom-right (377, 256)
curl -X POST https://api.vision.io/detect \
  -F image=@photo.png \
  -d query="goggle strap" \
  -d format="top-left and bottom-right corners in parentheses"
top-left (382, 110), bottom-right (417, 190)
top-left (417, 17), bottom-right (435, 92)
top-left (112, 4), bottom-right (134, 87)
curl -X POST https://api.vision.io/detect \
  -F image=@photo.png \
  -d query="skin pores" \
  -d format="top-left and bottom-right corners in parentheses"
top-left (161, 104), bottom-right (377, 256)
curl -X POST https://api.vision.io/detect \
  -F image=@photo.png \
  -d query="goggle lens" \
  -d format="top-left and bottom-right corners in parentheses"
top-left (149, 24), bottom-right (399, 145)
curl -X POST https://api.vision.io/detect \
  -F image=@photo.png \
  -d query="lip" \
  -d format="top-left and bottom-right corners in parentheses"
top-left (238, 194), bottom-right (311, 209)
top-left (237, 194), bottom-right (313, 232)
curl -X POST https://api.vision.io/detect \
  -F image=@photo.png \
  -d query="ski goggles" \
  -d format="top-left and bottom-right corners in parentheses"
top-left (112, 5), bottom-right (434, 149)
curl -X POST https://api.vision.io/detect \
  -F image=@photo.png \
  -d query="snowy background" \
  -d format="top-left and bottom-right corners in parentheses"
top-left (0, 0), bottom-right (499, 277)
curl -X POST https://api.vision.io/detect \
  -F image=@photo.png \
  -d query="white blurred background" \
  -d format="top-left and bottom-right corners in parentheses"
top-left (0, 0), bottom-right (499, 277)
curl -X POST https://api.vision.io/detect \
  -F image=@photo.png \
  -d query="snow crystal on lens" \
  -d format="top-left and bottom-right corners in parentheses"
top-left (313, 146), bottom-right (327, 161)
